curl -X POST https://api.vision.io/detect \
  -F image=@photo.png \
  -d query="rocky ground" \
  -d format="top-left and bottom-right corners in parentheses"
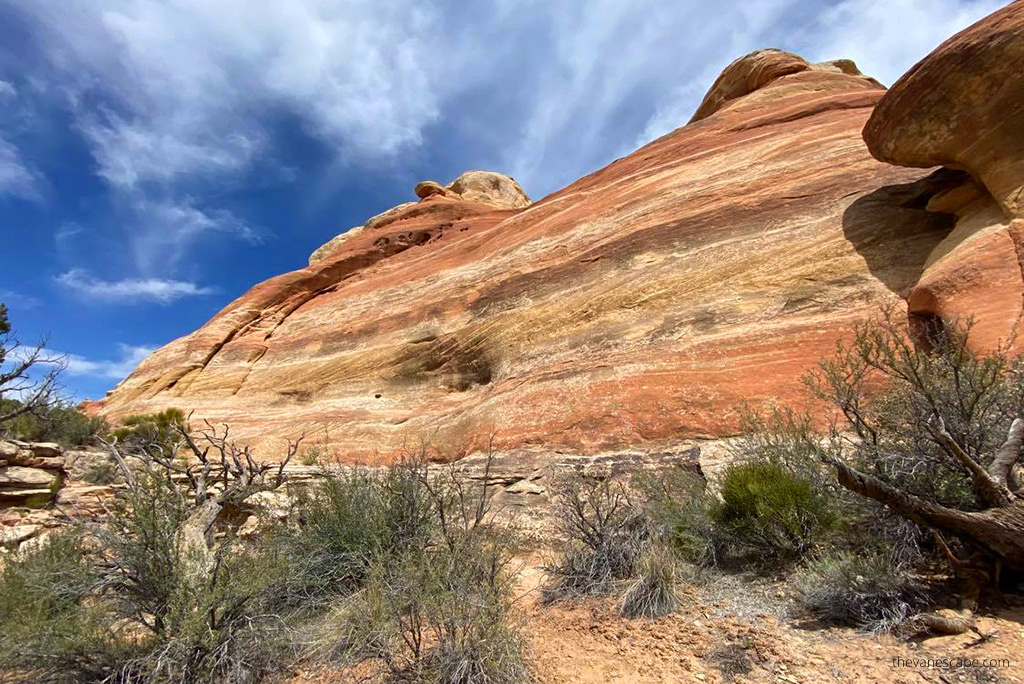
top-left (520, 563), bottom-right (1023, 684)
top-left (288, 552), bottom-right (1023, 684)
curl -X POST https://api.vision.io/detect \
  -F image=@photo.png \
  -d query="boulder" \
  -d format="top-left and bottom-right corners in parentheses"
top-left (863, 0), bottom-right (1024, 218)
top-left (0, 465), bottom-right (58, 488)
top-left (689, 49), bottom-right (880, 123)
top-left (414, 180), bottom-right (449, 199)
top-left (64, 448), bottom-right (124, 483)
top-left (0, 524), bottom-right (41, 548)
top-left (446, 170), bottom-right (531, 209)
top-left (0, 441), bottom-right (65, 469)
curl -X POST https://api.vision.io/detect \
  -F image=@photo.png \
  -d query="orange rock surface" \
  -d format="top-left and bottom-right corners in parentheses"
top-left (96, 25), bottom-right (1024, 457)
top-left (865, 0), bottom-right (1024, 352)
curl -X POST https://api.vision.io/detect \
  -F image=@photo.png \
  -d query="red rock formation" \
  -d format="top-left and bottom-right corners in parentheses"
top-left (95, 21), bottom-right (1022, 458)
top-left (864, 0), bottom-right (1024, 351)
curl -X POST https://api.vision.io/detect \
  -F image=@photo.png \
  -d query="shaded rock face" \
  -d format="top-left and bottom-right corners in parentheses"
top-left (95, 19), bottom-right (1022, 458)
top-left (863, 1), bottom-right (1024, 350)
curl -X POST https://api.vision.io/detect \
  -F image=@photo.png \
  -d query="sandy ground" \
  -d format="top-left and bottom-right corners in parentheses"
top-left (290, 554), bottom-right (1023, 684)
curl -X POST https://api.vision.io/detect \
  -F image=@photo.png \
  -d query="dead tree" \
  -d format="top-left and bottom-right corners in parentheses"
top-left (102, 417), bottom-right (302, 578)
top-left (827, 416), bottom-right (1024, 577)
top-left (0, 303), bottom-right (64, 426)
top-left (803, 312), bottom-right (1024, 589)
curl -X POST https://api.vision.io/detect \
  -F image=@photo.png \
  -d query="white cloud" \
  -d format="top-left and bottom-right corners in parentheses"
top-left (0, 80), bottom-right (15, 99)
top-left (6, 0), bottom-right (1005, 211)
top-left (13, 0), bottom-right (443, 189)
top-left (63, 343), bottom-right (156, 379)
top-left (802, 0), bottom-right (1003, 86)
top-left (0, 137), bottom-right (42, 201)
top-left (125, 196), bottom-right (261, 274)
top-left (56, 269), bottom-right (215, 304)
top-left (0, 289), bottom-right (42, 310)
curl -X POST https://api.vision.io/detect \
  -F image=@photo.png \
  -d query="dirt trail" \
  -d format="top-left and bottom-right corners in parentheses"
top-left (291, 554), bottom-right (1024, 683)
top-left (514, 555), bottom-right (1023, 684)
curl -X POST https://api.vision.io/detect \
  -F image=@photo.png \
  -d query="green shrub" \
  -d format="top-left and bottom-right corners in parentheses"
top-left (0, 399), bottom-right (108, 447)
top-left (323, 459), bottom-right (531, 683)
top-left (796, 550), bottom-right (928, 633)
top-left (617, 545), bottom-right (681, 618)
top-left (635, 466), bottom-right (718, 567)
top-left (112, 408), bottom-right (186, 457)
top-left (542, 473), bottom-right (649, 601)
top-left (280, 461), bottom-right (435, 602)
top-left (0, 530), bottom-right (123, 683)
top-left (0, 466), bottom-right (294, 684)
top-left (712, 460), bottom-right (835, 560)
top-left (119, 540), bottom-right (294, 684)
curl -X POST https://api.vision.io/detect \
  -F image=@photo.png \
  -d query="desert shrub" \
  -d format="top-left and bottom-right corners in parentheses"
top-left (0, 398), bottom-right (108, 447)
top-left (79, 458), bottom-right (122, 484)
top-left (542, 472), bottom-right (650, 601)
top-left (617, 545), bottom-right (680, 618)
top-left (115, 540), bottom-right (294, 684)
top-left (280, 461), bottom-right (435, 602)
top-left (298, 443), bottom-right (328, 466)
top-left (95, 469), bottom-right (189, 630)
top-left (708, 641), bottom-right (755, 682)
top-left (806, 312), bottom-right (1024, 511)
top-left (635, 466), bottom-right (718, 567)
top-left (712, 459), bottom-right (835, 560)
top-left (793, 313), bottom-right (1024, 593)
top-left (0, 530), bottom-right (125, 683)
top-left (325, 459), bottom-right (531, 683)
top-left (796, 550), bottom-right (928, 633)
top-left (112, 408), bottom-right (186, 457)
top-left (1, 426), bottom-right (299, 684)
top-left (729, 404), bottom-right (928, 564)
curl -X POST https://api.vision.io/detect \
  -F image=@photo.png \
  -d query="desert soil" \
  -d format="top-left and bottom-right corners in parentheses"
top-left (291, 553), bottom-right (1023, 684)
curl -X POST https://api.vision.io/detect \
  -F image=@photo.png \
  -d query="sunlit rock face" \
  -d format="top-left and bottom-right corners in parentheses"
top-left (95, 16), bottom-right (1024, 458)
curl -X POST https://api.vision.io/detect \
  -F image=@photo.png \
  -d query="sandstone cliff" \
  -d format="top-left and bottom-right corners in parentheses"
top-left (95, 4), bottom-right (1024, 458)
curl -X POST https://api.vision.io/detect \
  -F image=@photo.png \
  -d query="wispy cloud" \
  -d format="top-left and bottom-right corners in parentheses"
top-left (4, 0), bottom-right (1004, 246)
top-left (0, 79), bottom-right (44, 201)
top-left (0, 137), bottom-right (42, 201)
top-left (63, 343), bottom-right (156, 379)
top-left (125, 196), bottom-right (262, 274)
top-left (14, 0), bottom-right (443, 189)
top-left (0, 289), bottom-right (42, 310)
top-left (56, 269), bottom-right (215, 304)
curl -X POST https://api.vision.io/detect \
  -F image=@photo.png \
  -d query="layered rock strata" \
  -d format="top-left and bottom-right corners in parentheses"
top-left (96, 8), bottom-right (1024, 458)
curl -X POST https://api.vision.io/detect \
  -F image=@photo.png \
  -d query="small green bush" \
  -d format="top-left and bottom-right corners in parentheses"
top-left (712, 460), bottom-right (835, 560)
top-left (280, 461), bottom-right (435, 602)
top-left (112, 408), bottom-right (186, 457)
top-left (796, 550), bottom-right (928, 633)
top-left (635, 466), bottom-right (718, 567)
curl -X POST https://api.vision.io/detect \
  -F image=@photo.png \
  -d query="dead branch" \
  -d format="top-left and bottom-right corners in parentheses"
top-left (989, 417), bottom-right (1024, 492)
top-left (929, 415), bottom-right (1016, 508)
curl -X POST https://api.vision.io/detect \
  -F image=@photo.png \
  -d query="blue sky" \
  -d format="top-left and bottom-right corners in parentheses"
top-left (0, 0), bottom-right (1003, 400)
